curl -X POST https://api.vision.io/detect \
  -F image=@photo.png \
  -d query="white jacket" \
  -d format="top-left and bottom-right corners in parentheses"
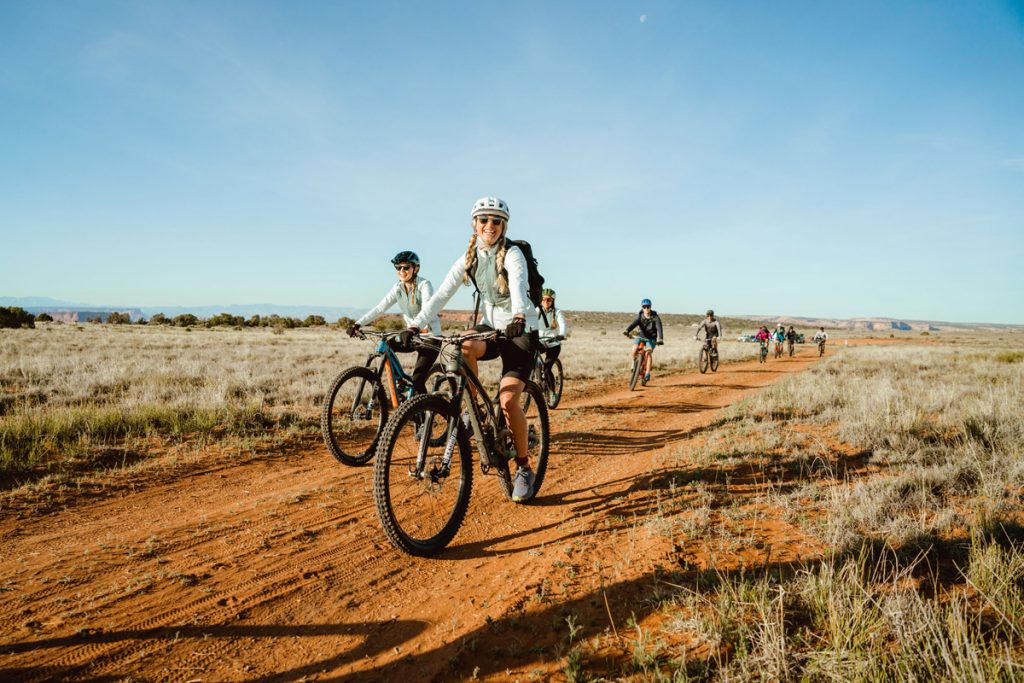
top-left (356, 277), bottom-right (441, 334)
top-left (412, 242), bottom-right (539, 332)
top-left (537, 306), bottom-right (567, 346)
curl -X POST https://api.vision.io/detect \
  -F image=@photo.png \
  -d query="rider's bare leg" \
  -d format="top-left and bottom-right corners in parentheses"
top-left (644, 348), bottom-right (653, 375)
top-left (498, 376), bottom-right (529, 467)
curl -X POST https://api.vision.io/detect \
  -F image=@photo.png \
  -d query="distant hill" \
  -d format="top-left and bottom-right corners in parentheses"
top-left (3, 297), bottom-right (1018, 331)
top-left (726, 314), bottom-right (1023, 333)
top-left (0, 298), bottom-right (364, 323)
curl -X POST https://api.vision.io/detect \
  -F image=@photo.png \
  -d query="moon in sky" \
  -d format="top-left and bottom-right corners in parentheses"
top-left (640, 14), bottom-right (647, 23)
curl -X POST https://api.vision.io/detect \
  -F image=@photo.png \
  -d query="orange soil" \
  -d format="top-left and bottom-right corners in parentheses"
top-left (0, 342), bottom-right (893, 681)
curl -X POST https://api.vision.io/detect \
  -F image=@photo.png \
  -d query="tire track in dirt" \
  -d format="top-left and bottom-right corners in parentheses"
top-left (1, 349), bottom-right (830, 680)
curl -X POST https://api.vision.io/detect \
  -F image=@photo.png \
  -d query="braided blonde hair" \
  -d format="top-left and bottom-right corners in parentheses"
top-left (463, 222), bottom-right (510, 295)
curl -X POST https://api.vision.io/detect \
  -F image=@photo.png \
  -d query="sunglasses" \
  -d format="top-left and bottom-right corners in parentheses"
top-left (476, 216), bottom-right (505, 227)
top-left (642, 305), bottom-right (651, 308)
top-left (394, 264), bottom-right (414, 272)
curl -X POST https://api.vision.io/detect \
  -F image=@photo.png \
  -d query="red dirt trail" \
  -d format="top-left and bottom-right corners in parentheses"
top-left (0, 345), bottom-right (861, 681)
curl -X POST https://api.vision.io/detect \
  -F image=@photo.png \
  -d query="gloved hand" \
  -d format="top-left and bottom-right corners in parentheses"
top-left (657, 340), bottom-right (664, 346)
top-left (505, 319), bottom-right (525, 339)
top-left (556, 335), bottom-right (566, 341)
top-left (347, 323), bottom-right (361, 338)
top-left (623, 331), bottom-right (631, 338)
top-left (399, 327), bottom-right (419, 347)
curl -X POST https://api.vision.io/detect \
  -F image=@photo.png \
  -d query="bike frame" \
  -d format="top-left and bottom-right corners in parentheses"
top-left (363, 336), bottom-right (416, 409)
top-left (412, 333), bottom-right (509, 481)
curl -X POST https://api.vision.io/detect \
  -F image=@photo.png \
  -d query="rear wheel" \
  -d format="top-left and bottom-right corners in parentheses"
top-left (710, 347), bottom-right (720, 372)
top-left (321, 366), bottom-right (387, 466)
top-left (494, 382), bottom-right (550, 501)
top-left (373, 394), bottom-right (472, 556)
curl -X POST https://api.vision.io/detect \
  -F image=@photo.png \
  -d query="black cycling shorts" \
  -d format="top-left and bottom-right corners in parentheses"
top-left (474, 325), bottom-right (538, 382)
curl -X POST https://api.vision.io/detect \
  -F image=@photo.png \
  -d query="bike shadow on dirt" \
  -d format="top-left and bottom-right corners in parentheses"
top-left (0, 619), bottom-right (429, 682)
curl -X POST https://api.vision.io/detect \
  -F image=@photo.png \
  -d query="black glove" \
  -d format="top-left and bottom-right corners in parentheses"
top-left (347, 323), bottom-right (361, 338)
top-left (556, 335), bottom-right (566, 341)
top-left (657, 340), bottom-right (664, 346)
top-left (623, 331), bottom-right (631, 338)
top-left (505, 319), bottom-right (525, 339)
top-left (399, 327), bottom-right (418, 347)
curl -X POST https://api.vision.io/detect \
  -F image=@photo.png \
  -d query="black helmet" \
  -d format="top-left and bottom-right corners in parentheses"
top-left (706, 309), bottom-right (714, 317)
top-left (391, 251), bottom-right (420, 266)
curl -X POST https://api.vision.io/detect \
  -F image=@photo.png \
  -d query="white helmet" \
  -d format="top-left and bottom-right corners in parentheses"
top-left (471, 196), bottom-right (510, 220)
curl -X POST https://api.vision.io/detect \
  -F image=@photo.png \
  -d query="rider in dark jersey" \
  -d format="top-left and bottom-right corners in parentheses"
top-left (624, 299), bottom-right (664, 384)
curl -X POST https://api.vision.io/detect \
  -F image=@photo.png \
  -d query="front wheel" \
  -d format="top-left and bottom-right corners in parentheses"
top-left (321, 366), bottom-right (387, 466)
top-left (373, 394), bottom-right (472, 556)
top-left (494, 381), bottom-right (550, 501)
top-left (629, 352), bottom-right (642, 390)
top-left (698, 346), bottom-right (709, 374)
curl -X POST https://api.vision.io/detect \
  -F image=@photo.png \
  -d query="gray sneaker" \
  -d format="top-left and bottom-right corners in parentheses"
top-left (511, 467), bottom-right (535, 503)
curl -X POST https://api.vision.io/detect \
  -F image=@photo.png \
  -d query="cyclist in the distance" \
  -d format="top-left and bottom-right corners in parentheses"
top-left (785, 325), bottom-right (798, 356)
top-left (772, 324), bottom-right (786, 357)
top-left (407, 196), bottom-right (540, 503)
top-left (813, 326), bottom-right (828, 354)
top-left (349, 251), bottom-right (440, 395)
top-left (624, 299), bottom-right (664, 385)
top-left (537, 288), bottom-right (567, 388)
top-left (695, 309), bottom-right (723, 353)
top-left (755, 325), bottom-right (771, 359)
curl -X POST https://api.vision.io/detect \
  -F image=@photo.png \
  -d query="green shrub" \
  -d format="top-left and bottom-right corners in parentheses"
top-left (35, 312), bottom-right (53, 322)
top-left (172, 314), bottom-right (198, 327)
top-left (0, 307), bottom-right (36, 329)
top-left (303, 314), bottom-right (327, 327)
top-left (107, 312), bottom-right (132, 325)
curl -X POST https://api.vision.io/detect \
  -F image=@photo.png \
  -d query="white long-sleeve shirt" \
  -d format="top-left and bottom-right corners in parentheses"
top-left (411, 241), bottom-right (539, 332)
top-left (537, 306), bottom-right (567, 346)
top-left (356, 277), bottom-right (441, 334)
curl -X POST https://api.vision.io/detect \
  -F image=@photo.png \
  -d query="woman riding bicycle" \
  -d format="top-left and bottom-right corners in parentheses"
top-left (772, 324), bottom-right (786, 356)
top-left (407, 196), bottom-right (540, 503)
top-left (537, 288), bottom-right (567, 388)
top-left (755, 325), bottom-right (771, 353)
top-left (624, 299), bottom-right (664, 385)
top-left (349, 251), bottom-right (441, 395)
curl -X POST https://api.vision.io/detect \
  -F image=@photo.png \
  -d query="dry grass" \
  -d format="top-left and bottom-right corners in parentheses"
top-left (566, 335), bottom-right (1024, 681)
top-left (0, 318), bottom-right (757, 480)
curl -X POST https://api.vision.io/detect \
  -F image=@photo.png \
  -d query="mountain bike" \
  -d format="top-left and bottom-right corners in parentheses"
top-left (774, 339), bottom-right (783, 359)
top-left (759, 339), bottom-right (769, 363)
top-left (320, 330), bottom-right (446, 466)
top-left (698, 336), bottom-right (719, 374)
top-left (373, 330), bottom-right (550, 556)
top-left (529, 338), bottom-right (564, 409)
top-left (787, 338), bottom-right (795, 357)
top-left (817, 338), bottom-right (826, 357)
top-left (627, 335), bottom-right (654, 390)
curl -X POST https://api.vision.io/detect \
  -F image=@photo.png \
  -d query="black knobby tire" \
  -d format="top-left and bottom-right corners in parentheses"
top-left (710, 348), bottom-right (720, 372)
top-left (493, 381), bottom-right (550, 501)
top-left (321, 366), bottom-right (387, 466)
top-left (698, 346), bottom-right (709, 374)
top-left (819, 342), bottom-right (825, 357)
top-left (546, 358), bottom-right (564, 409)
top-left (373, 393), bottom-right (472, 556)
top-left (629, 354), bottom-right (642, 391)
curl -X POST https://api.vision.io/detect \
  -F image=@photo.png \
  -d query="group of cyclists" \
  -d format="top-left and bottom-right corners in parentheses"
top-left (347, 197), bottom-right (564, 504)
top-left (344, 195), bottom-right (831, 505)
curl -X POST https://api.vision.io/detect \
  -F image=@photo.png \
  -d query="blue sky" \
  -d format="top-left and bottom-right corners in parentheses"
top-left (1, 1), bottom-right (1022, 323)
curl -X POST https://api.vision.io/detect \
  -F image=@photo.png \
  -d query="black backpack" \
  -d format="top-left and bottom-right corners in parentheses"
top-left (468, 238), bottom-right (548, 327)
